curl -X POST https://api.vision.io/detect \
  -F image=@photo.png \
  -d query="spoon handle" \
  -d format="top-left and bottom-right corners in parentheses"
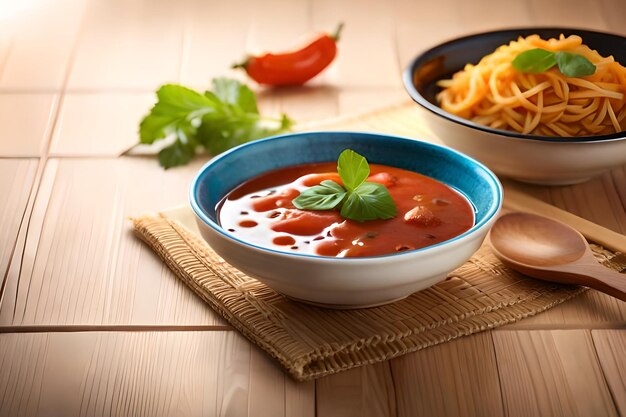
top-left (576, 264), bottom-right (626, 302)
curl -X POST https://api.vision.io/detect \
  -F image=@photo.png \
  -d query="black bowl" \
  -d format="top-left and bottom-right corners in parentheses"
top-left (403, 27), bottom-right (626, 143)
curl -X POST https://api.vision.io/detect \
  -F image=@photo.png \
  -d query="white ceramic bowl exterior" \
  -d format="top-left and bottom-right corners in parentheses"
top-left (419, 108), bottom-right (626, 185)
top-left (195, 214), bottom-right (497, 308)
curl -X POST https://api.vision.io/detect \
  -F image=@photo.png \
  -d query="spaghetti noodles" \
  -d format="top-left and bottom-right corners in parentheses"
top-left (437, 35), bottom-right (626, 136)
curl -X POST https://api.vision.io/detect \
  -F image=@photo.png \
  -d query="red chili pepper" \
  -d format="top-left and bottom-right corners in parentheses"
top-left (233, 23), bottom-right (343, 86)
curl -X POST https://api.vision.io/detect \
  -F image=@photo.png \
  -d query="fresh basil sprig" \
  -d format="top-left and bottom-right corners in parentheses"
top-left (554, 52), bottom-right (596, 77)
top-left (511, 48), bottom-right (556, 73)
top-left (139, 78), bottom-right (293, 169)
top-left (292, 149), bottom-right (397, 222)
top-left (512, 48), bottom-right (596, 77)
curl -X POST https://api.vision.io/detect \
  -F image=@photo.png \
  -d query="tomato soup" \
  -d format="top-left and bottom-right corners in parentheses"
top-left (217, 163), bottom-right (475, 257)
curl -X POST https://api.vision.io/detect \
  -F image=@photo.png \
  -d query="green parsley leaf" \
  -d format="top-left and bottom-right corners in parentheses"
top-left (340, 182), bottom-right (397, 222)
top-left (196, 113), bottom-right (293, 155)
top-left (195, 117), bottom-right (243, 155)
top-left (337, 149), bottom-right (369, 191)
top-left (212, 78), bottom-right (259, 114)
top-left (292, 180), bottom-right (346, 210)
top-left (242, 113), bottom-right (294, 142)
top-left (555, 51), bottom-right (596, 77)
top-left (139, 79), bottom-right (293, 168)
top-left (512, 48), bottom-right (557, 74)
top-left (290, 149), bottom-right (398, 222)
top-left (158, 139), bottom-right (196, 169)
top-left (140, 84), bottom-right (218, 144)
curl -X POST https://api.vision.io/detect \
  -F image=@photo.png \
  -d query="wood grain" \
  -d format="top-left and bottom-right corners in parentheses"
top-left (0, 159), bottom-right (38, 287)
top-left (391, 332), bottom-right (503, 417)
top-left (394, 0), bottom-right (469, 69)
top-left (49, 93), bottom-right (154, 156)
top-left (312, 0), bottom-right (401, 88)
top-left (316, 363), bottom-right (396, 417)
top-left (503, 290), bottom-right (626, 328)
top-left (338, 89), bottom-right (408, 118)
top-left (250, 348), bottom-right (315, 417)
top-left (592, 330), bottom-right (626, 416)
top-left (0, 0), bottom-right (625, 415)
top-left (0, 333), bottom-right (48, 416)
top-left (509, 169), bottom-right (626, 236)
top-left (0, 34), bottom-right (10, 80)
top-left (493, 330), bottom-right (618, 417)
top-left (67, 0), bottom-right (185, 91)
top-left (528, 0), bottom-right (609, 30)
top-left (0, 94), bottom-right (58, 157)
top-left (451, 0), bottom-right (533, 34)
top-left (242, 0), bottom-right (310, 57)
top-left (0, 331), bottom-right (315, 417)
top-left (0, 158), bottom-right (224, 326)
top-left (179, 0), bottom-right (252, 88)
top-left (257, 86), bottom-right (341, 125)
top-left (0, 0), bottom-right (86, 91)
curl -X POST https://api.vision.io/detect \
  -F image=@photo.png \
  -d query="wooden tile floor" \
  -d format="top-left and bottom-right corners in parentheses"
top-left (0, 0), bottom-right (624, 415)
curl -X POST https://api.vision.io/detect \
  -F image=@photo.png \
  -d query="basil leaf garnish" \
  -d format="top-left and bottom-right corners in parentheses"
top-left (292, 180), bottom-right (346, 210)
top-left (337, 149), bottom-right (369, 191)
top-left (512, 48), bottom-right (557, 73)
top-left (291, 149), bottom-right (397, 222)
top-left (340, 182), bottom-right (397, 222)
top-left (512, 48), bottom-right (596, 78)
top-left (555, 51), bottom-right (596, 77)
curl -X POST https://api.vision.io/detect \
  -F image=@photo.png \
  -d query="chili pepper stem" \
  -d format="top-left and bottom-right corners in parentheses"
top-left (231, 57), bottom-right (250, 70)
top-left (331, 22), bottom-right (344, 42)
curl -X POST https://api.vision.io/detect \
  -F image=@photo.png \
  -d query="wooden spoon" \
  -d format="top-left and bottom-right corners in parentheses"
top-left (489, 212), bottom-right (626, 302)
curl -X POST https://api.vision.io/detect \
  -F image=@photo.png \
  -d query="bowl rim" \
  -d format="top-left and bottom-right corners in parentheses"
top-left (402, 26), bottom-right (626, 143)
top-left (189, 131), bottom-right (503, 262)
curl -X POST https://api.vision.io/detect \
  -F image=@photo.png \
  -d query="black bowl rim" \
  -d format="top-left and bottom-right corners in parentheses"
top-left (403, 27), bottom-right (626, 143)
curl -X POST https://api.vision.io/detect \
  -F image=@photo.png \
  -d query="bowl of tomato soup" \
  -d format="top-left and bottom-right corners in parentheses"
top-left (190, 132), bottom-right (502, 308)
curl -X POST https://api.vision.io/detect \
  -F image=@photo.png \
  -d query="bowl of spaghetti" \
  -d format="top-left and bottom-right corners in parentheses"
top-left (403, 28), bottom-right (626, 185)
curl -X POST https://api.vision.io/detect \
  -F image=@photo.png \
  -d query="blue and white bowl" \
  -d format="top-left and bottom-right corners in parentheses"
top-left (190, 132), bottom-right (502, 308)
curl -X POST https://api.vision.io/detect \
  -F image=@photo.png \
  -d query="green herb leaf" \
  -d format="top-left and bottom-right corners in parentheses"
top-left (340, 182), bottom-right (397, 222)
top-left (139, 79), bottom-right (293, 168)
top-left (292, 180), bottom-right (346, 210)
top-left (139, 84), bottom-right (218, 144)
top-left (212, 78), bottom-right (259, 114)
top-left (196, 113), bottom-right (293, 155)
top-left (291, 149), bottom-right (398, 222)
top-left (512, 48), bottom-right (557, 74)
top-left (555, 51), bottom-right (596, 77)
top-left (337, 149), bottom-right (369, 191)
top-left (158, 140), bottom-right (196, 169)
top-left (512, 48), bottom-right (596, 78)
top-left (243, 113), bottom-right (294, 142)
top-left (195, 117), bottom-right (243, 155)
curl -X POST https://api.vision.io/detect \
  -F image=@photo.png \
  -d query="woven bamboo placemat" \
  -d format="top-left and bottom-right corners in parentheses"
top-left (132, 103), bottom-right (626, 381)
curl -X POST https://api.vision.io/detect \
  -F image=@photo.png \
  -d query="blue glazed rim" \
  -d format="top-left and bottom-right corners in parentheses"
top-left (403, 27), bottom-right (626, 143)
top-left (189, 131), bottom-right (503, 261)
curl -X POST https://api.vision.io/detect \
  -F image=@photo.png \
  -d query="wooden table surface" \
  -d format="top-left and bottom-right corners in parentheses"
top-left (1, 0), bottom-right (625, 416)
